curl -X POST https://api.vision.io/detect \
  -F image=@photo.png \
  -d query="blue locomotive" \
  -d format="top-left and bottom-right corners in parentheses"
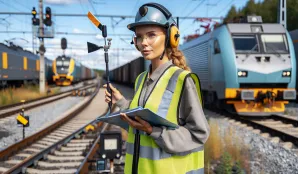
top-left (180, 16), bottom-right (297, 116)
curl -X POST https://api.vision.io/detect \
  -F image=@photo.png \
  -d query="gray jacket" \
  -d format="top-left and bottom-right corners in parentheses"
top-left (116, 61), bottom-right (210, 154)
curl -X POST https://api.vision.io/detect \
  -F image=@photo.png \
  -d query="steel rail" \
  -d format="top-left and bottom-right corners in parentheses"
top-left (239, 116), bottom-right (298, 147)
top-left (76, 109), bottom-right (117, 173)
top-left (1, 82), bottom-right (101, 174)
top-left (0, 83), bottom-right (96, 119)
top-left (205, 105), bottom-right (298, 148)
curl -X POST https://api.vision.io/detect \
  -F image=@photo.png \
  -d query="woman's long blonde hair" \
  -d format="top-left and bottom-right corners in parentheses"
top-left (166, 47), bottom-right (191, 71)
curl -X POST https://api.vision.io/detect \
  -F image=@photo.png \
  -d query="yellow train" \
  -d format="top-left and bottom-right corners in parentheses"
top-left (52, 55), bottom-right (95, 86)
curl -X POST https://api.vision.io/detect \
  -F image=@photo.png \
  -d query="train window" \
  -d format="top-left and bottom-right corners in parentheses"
top-left (214, 40), bottom-right (221, 54)
top-left (232, 35), bottom-right (259, 53)
top-left (56, 61), bottom-right (62, 66)
top-left (63, 61), bottom-right (70, 66)
top-left (261, 34), bottom-right (288, 53)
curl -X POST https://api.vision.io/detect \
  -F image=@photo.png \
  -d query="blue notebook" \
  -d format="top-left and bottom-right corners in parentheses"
top-left (97, 106), bottom-right (179, 130)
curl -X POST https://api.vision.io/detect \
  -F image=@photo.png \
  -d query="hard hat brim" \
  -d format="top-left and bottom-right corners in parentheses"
top-left (127, 21), bottom-right (166, 31)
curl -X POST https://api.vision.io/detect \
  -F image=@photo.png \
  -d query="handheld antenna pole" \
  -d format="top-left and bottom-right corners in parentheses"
top-left (87, 12), bottom-right (112, 111)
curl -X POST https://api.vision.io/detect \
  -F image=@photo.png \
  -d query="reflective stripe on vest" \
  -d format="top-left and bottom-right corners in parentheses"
top-left (124, 66), bottom-right (204, 174)
top-left (134, 71), bottom-right (147, 92)
top-left (126, 142), bottom-right (204, 160)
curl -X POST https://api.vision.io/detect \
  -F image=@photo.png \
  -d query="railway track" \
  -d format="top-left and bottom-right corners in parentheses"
top-left (0, 83), bottom-right (97, 119)
top-left (238, 114), bottom-right (298, 150)
top-left (0, 82), bottom-right (113, 174)
top-left (208, 106), bottom-right (298, 152)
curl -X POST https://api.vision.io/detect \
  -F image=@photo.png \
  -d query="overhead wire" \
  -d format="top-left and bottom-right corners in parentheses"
top-left (179, 0), bottom-right (206, 25)
top-left (216, 0), bottom-right (235, 17)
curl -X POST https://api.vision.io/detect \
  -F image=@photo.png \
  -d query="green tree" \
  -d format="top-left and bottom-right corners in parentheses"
top-left (242, 0), bottom-right (258, 15)
top-left (223, 0), bottom-right (298, 31)
top-left (224, 5), bottom-right (237, 23)
top-left (287, 0), bottom-right (298, 30)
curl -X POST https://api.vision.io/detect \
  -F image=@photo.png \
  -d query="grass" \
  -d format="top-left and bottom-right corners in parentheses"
top-left (0, 85), bottom-right (60, 106)
top-left (204, 118), bottom-right (252, 173)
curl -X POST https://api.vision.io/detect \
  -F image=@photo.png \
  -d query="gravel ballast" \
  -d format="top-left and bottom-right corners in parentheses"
top-left (205, 110), bottom-right (298, 173)
top-left (0, 96), bottom-right (85, 151)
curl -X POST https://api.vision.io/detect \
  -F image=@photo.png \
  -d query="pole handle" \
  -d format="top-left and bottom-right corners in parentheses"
top-left (102, 25), bottom-right (107, 38)
top-left (107, 82), bottom-right (112, 110)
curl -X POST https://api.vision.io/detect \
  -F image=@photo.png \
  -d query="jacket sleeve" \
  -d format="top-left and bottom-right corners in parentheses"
top-left (115, 97), bottom-right (131, 111)
top-left (149, 76), bottom-right (210, 154)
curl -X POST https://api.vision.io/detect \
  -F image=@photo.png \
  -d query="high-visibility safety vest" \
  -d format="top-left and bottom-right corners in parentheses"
top-left (124, 65), bottom-right (204, 174)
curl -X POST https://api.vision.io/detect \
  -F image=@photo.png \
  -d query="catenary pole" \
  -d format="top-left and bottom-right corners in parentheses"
top-left (39, 0), bottom-right (45, 93)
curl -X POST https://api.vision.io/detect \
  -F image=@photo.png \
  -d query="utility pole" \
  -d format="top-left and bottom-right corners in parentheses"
top-left (278, 0), bottom-right (287, 29)
top-left (39, 0), bottom-right (45, 93)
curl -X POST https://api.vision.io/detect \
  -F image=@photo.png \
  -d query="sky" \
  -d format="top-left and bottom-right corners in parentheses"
top-left (0, 0), bottom-right (253, 70)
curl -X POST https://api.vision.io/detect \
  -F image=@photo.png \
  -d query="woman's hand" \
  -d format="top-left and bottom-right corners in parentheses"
top-left (120, 113), bottom-right (153, 134)
top-left (103, 83), bottom-right (124, 104)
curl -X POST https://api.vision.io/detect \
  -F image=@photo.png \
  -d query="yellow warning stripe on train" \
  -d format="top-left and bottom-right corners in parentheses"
top-left (2, 52), bottom-right (8, 69)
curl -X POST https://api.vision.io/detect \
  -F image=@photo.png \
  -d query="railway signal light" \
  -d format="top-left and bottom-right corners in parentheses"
top-left (32, 7), bottom-right (39, 26)
top-left (32, 7), bottom-right (37, 18)
top-left (61, 38), bottom-right (67, 50)
top-left (44, 7), bottom-right (52, 26)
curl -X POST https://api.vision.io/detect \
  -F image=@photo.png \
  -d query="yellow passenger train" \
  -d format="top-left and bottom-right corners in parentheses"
top-left (52, 55), bottom-right (95, 86)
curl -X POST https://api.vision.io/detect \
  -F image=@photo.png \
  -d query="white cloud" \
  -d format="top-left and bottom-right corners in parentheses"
top-left (44, 0), bottom-right (88, 5)
top-left (45, 38), bottom-right (61, 45)
top-left (73, 28), bottom-right (83, 33)
top-left (95, 34), bottom-right (103, 40)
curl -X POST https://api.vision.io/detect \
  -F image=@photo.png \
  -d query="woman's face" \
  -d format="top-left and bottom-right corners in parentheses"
top-left (134, 25), bottom-right (166, 60)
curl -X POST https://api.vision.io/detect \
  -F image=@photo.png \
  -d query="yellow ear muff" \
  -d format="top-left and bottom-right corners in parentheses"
top-left (169, 26), bottom-right (180, 48)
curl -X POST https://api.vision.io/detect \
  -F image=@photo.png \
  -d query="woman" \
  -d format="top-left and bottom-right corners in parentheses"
top-left (104, 3), bottom-right (210, 174)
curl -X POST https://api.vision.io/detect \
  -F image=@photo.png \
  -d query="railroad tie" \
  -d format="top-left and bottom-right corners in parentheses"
top-left (0, 167), bottom-right (10, 173)
top-left (45, 135), bottom-right (64, 140)
top-left (70, 139), bottom-right (93, 143)
top-left (270, 137), bottom-right (281, 144)
top-left (26, 168), bottom-right (77, 174)
top-left (53, 150), bottom-right (83, 156)
top-left (14, 153), bottom-right (31, 158)
top-left (60, 146), bottom-right (86, 151)
top-left (32, 143), bottom-right (48, 149)
top-left (5, 159), bottom-right (23, 165)
top-left (66, 143), bottom-right (89, 147)
top-left (41, 137), bottom-right (59, 143)
top-left (47, 154), bottom-right (85, 162)
top-left (36, 161), bottom-right (81, 169)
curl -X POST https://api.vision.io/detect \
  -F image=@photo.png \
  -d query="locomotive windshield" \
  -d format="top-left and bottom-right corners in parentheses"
top-left (63, 61), bottom-right (70, 66)
top-left (261, 34), bottom-right (288, 53)
top-left (56, 61), bottom-right (63, 66)
top-left (232, 35), bottom-right (259, 52)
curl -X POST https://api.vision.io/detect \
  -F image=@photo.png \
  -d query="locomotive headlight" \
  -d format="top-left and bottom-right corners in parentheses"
top-left (283, 72), bottom-right (287, 76)
top-left (282, 71), bottom-right (291, 77)
top-left (238, 71), bottom-right (248, 77)
top-left (287, 71), bottom-right (290, 76)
